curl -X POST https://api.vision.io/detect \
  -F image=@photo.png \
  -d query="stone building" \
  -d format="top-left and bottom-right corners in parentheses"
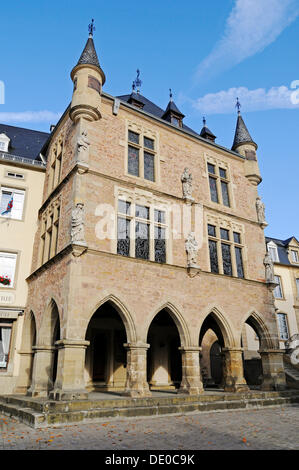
top-left (16, 26), bottom-right (286, 400)
top-left (0, 124), bottom-right (48, 393)
top-left (265, 236), bottom-right (299, 345)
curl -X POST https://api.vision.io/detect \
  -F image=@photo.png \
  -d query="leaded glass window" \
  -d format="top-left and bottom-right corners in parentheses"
top-left (207, 161), bottom-right (231, 208)
top-left (208, 224), bottom-right (216, 237)
top-left (209, 176), bottom-right (218, 203)
top-left (221, 243), bottom-right (232, 276)
top-left (118, 200), bottom-right (131, 215)
top-left (128, 131), bottom-right (139, 144)
top-left (135, 222), bottom-right (149, 260)
top-left (221, 181), bottom-right (230, 207)
top-left (219, 168), bottom-right (227, 179)
top-left (235, 247), bottom-right (244, 278)
top-left (220, 228), bottom-right (229, 240)
top-left (207, 224), bottom-right (245, 278)
top-left (117, 217), bottom-right (130, 256)
top-left (208, 163), bottom-right (216, 175)
top-left (233, 232), bottom-right (241, 244)
top-left (144, 137), bottom-right (154, 150)
top-left (127, 130), bottom-right (156, 181)
top-left (117, 198), bottom-right (167, 263)
top-left (135, 204), bottom-right (149, 219)
top-left (209, 240), bottom-right (219, 273)
top-left (155, 226), bottom-right (166, 263)
top-left (128, 145), bottom-right (139, 176)
top-left (144, 151), bottom-right (155, 181)
top-left (154, 209), bottom-right (165, 224)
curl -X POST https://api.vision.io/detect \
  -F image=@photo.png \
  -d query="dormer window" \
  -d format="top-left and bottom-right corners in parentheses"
top-left (291, 250), bottom-right (299, 263)
top-left (162, 94), bottom-right (185, 129)
top-left (267, 242), bottom-right (279, 262)
top-left (0, 133), bottom-right (10, 153)
top-left (171, 116), bottom-right (181, 127)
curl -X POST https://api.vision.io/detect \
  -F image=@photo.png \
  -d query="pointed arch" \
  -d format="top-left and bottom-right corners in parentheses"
top-left (38, 298), bottom-right (61, 345)
top-left (199, 307), bottom-right (236, 348)
top-left (145, 301), bottom-right (191, 347)
top-left (85, 294), bottom-right (137, 344)
top-left (240, 309), bottom-right (276, 350)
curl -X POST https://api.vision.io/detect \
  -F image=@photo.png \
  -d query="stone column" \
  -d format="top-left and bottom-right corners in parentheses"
top-left (13, 351), bottom-right (34, 394)
top-left (123, 343), bottom-right (152, 397)
top-left (222, 347), bottom-right (249, 393)
top-left (178, 346), bottom-right (204, 395)
top-left (27, 345), bottom-right (56, 397)
top-left (49, 339), bottom-right (90, 400)
top-left (259, 349), bottom-right (286, 391)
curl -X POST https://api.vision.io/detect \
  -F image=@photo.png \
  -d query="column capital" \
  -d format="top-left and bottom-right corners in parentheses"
top-left (55, 339), bottom-right (90, 349)
top-left (258, 349), bottom-right (284, 355)
top-left (32, 345), bottom-right (56, 352)
top-left (179, 346), bottom-right (202, 353)
top-left (123, 342), bottom-right (150, 350)
top-left (222, 347), bottom-right (244, 353)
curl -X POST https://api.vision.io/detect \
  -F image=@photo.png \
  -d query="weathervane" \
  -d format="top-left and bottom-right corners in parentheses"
top-left (88, 19), bottom-right (95, 37)
top-left (133, 69), bottom-right (142, 94)
top-left (236, 97), bottom-right (241, 114)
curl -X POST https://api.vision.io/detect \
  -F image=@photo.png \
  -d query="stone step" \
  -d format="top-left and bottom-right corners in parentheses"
top-left (1, 391), bottom-right (299, 429)
top-left (284, 364), bottom-right (299, 380)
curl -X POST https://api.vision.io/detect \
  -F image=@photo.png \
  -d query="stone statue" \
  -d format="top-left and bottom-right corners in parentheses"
top-left (181, 168), bottom-right (194, 201)
top-left (185, 232), bottom-right (199, 267)
top-left (263, 252), bottom-right (274, 283)
top-left (71, 203), bottom-right (85, 243)
top-left (256, 196), bottom-right (266, 225)
top-left (77, 131), bottom-right (90, 159)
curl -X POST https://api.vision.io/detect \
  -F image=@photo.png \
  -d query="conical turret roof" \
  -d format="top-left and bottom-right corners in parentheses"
top-left (77, 36), bottom-right (101, 68)
top-left (232, 113), bottom-right (257, 151)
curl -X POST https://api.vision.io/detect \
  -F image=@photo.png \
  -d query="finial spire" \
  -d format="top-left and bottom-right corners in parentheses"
top-left (88, 19), bottom-right (95, 37)
top-left (169, 88), bottom-right (173, 101)
top-left (203, 116), bottom-right (206, 127)
top-left (236, 97), bottom-right (241, 114)
top-left (133, 69), bottom-right (142, 94)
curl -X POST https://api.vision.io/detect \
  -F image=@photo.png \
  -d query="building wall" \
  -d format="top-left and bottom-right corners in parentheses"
top-left (0, 160), bottom-right (45, 393)
top-left (273, 264), bottom-right (299, 347)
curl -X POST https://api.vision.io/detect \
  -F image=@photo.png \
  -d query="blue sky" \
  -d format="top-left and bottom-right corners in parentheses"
top-left (0, 0), bottom-right (298, 239)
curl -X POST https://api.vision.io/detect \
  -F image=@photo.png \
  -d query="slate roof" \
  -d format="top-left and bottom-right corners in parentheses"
top-left (117, 93), bottom-right (197, 135)
top-left (200, 125), bottom-right (216, 141)
top-left (0, 123), bottom-right (49, 161)
top-left (265, 236), bottom-right (299, 265)
top-left (232, 113), bottom-right (257, 151)
top-left (77, 36), bottom-right (101, 68)
top-left (162, 99), bottom-right (185, 118)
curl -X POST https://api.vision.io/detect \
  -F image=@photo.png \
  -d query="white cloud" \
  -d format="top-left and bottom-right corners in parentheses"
top-left (195, 0), bottom-right (299, 81)
top-left (0, 111), bottom-right (62, 123)
top-left (192, 85), bottom-right (299, 114)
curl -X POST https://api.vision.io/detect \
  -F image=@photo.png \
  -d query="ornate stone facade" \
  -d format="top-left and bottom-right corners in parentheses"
top-left (16, 30), bottom-right (287, 401)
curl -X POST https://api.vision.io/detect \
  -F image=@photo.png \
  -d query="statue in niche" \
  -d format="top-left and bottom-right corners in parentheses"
top-left (77, 130), bottom-right (90, 159)
top-left (71, 203), bottom-right (85, 243)
top-left (185, 232), bottom-right (199, 267)
top-left (181, 168), bottom-right (194, 201)
top-left (263, 252), bottom-right (275, 283)
top-left (256, 196), bottom-right (266, 225)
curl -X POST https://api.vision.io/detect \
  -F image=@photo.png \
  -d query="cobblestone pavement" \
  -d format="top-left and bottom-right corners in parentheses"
top-left (0, 405), bottom-right (298, 450)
